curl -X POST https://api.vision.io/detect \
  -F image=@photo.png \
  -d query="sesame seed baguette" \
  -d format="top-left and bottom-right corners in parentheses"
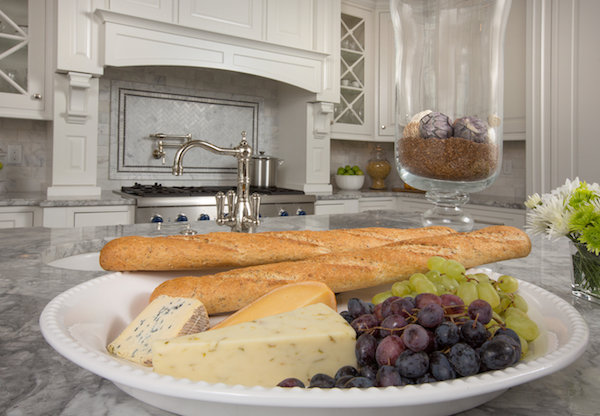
top-left (150, 225), bottom-right (531, 314)
top-left (99, 226), bottom-right (455, 271)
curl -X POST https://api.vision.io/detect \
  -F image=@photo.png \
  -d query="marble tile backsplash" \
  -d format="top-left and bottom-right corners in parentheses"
top-left (0, 118), bottom-right (49, 193)
top-left (330, 139), bottom-right (527, 202)
top-left (99, 66), bottom-right (280, 189)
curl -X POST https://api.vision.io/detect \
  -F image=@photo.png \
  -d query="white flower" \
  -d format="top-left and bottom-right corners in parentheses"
top-left (525, 184), bottom-right (573, 239)
top-left (588, 182), bottom-right (600, 195)
top-left (552, 177), bottom-right (580, 198)
top-left (525, 177), bottom-right (600, 241)
top-left (524, 193), bottom-right (542, 209)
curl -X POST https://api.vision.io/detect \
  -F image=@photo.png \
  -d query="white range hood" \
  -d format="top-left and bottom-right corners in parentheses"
top-left (93, 4), bottom-right (339, 103)
top-left (95, 10), bottom-right (336, 101)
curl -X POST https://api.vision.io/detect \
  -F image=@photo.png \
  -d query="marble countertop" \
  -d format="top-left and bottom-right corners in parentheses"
top-left (0, 189), bottom-right (525, 210)
top-left (0, 190), bottom-right (135, 207)
top-left (1, 211), bottom-right (597, 415)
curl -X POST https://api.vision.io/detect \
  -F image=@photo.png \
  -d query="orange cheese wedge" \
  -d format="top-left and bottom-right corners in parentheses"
top-left (210, 281), bottom-right (337, 330)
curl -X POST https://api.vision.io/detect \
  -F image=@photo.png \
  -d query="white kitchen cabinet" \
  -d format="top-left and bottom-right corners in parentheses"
top-left (0, 206), bottom-right (42, 228)
top-left (375, 10), bottom-right (395, 141)
top-left (331, 2), bottom-right (374, 140)
top-left (179, 0), bottom-right (313, 50)
top-left (178, 0), bottom-right (263, 40)
top-left (358, 197), bottom-right (396, 212)
top-left (399, 197), bottom-right (525, 229)
top-left (0, 0), bottom-right (52, 119)
top-left (43, 205), bottom-right (135, 228)
top-left (266, 0), bottom-right (313, 50)
top-left (109, 0), bottom-right (174, 22)
top-left (314, 199), bottom-right (359, 215)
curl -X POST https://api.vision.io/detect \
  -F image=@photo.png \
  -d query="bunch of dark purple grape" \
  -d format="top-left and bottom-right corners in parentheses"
top-left (278, 293), bottom-right (522, 389)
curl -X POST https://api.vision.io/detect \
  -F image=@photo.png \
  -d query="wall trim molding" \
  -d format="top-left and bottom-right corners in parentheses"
top-left (526, 0), bottom-right (580, 196)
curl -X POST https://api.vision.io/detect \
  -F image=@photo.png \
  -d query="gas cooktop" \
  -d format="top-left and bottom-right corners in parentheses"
top-left (120, 183), bottom-right (305, 197)
top-left (117, 183), bottom-right (316, 222)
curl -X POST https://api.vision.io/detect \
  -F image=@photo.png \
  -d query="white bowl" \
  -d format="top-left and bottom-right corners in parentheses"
top-left (335, 174), bottom-right (365, 190)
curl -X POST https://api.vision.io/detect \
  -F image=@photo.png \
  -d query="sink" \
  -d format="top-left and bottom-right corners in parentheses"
top-left (46, 252), bottom-right (104, 271)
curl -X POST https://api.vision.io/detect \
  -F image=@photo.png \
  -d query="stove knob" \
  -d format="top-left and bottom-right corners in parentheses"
top-left (176, 213), bottom-right (188, 222)
top-left (198, 213), bottom-right (210, 221)
top-left (296, 208), bottom-right (307, 216)
top-left (278, 209), bottom-right (289, 216)
top-left (150, 214), bottom-right (164, 223)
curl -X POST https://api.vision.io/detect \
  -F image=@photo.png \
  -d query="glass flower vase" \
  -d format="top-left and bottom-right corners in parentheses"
top-left (391, 0), bottom-right (512, 231)
top-left (570, 240), bottom-right (600, 304)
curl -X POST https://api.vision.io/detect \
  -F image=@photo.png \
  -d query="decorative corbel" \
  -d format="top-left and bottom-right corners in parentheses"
top-left (313, 102), bottom-right (334, 138)
top-left (66, 72), bottom-right (92, 124)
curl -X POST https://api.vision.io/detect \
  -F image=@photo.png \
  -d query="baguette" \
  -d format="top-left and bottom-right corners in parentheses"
top-left (150, 225), bottom-right (531, 314)
top-left (99, 226), bottom-right (455, 271)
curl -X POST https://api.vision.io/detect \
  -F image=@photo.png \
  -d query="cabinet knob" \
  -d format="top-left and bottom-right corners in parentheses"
top-left (32, 94), bottom-right (43, 100)
top-left (381, 125), bottom-right (386, 130)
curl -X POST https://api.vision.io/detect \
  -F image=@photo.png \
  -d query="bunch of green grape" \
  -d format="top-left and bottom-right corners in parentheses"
top-left (371, 256), bottom-right (540, 352)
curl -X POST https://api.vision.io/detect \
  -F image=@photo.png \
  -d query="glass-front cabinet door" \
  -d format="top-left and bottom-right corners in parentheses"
top-left (0, 0), bottom-right (48, 119)
top-left (332, 3), bottom-right (373, 139)
top-left (338, 13), bottom-right (365, 125)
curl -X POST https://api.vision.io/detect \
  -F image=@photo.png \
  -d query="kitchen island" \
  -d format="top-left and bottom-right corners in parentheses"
top-left (1, 211), bottom-right (597, 416)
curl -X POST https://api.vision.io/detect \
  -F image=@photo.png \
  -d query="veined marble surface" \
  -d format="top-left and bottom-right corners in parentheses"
top-left (0, 190), bottom-right (135, 207)
top-left (0, 211), bottom-right (597, 416)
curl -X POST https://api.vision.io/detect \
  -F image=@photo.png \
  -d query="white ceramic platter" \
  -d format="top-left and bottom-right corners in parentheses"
top-left (40, 271), bottom-right (589, 416)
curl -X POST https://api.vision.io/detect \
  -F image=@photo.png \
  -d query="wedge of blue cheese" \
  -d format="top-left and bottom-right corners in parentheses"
top-left (152, 303), bottom-right (357, 387)
top-left (107, 295), bottom-right (209, 366)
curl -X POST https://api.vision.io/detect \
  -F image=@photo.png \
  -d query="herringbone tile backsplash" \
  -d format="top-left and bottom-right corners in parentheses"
top-left (98, 66), bottom-right (280, 190)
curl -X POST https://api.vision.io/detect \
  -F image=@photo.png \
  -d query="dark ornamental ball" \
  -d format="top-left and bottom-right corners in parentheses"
top-left (419, 112), bottom-right (454, 140)
top-left (453, 116), bottom-right (488, 143)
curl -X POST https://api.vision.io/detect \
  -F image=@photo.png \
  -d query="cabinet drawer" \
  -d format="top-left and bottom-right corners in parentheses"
top-left (358, 197), bottom-right (396, 212)
top-left (43, 206), bottom-right (135, 228)
top-left (0, 212), bottom-right (34, 228)
top-left (0, 207), bottom-right (42, 228)
top-left (463, 207), bottom-right (526, 229)
top-left (73, 210), bottom-right (133, 228)
top-left (315, 200), bottom-right (359, 215)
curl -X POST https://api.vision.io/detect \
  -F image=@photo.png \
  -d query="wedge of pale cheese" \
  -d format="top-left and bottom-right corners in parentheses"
top-left (210, 281), bottom-right (337, 330)
top-left (107, 295), bottom-right (209, 366)
top-left (152, 303), bottom-right (357, 386)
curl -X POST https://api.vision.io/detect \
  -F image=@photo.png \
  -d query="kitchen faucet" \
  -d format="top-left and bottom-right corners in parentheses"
top-left (163, 131), bottom-right (261, 232)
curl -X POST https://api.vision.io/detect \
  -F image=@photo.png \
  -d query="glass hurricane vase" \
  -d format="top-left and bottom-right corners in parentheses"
top-left (391, 0), bottom-right (512, 231)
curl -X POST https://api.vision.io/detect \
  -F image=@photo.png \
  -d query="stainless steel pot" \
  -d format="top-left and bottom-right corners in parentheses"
top-left (251, 152), bottom-right (284, 188)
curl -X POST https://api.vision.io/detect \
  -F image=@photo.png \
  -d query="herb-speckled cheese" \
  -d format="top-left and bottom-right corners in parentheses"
top-left (107, 295), bottom-right (209, 366)
top-left (152, 303), bottom-right (357, 386)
